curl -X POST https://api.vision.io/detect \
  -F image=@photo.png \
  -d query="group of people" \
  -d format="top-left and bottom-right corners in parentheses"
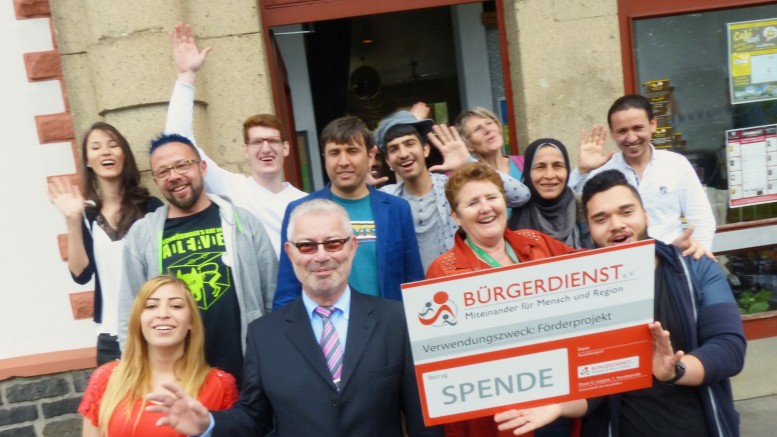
top-left (48, 22), bottom-right (745, 437)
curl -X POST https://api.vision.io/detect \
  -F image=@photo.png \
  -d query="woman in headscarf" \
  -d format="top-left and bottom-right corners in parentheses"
top-left (508, 138), bottom-right (591, 249)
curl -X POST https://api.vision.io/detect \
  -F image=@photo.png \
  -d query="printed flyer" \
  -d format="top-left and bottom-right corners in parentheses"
top-left (402, 241), bottom-right (656, 425)
top-left (725, 124), bottom-right (777, 207)
top-left (728, 18), bottom-right (777, 104)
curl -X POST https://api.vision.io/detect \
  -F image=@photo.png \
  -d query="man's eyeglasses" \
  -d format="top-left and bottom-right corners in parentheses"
top-left (247, 137), bottom-right (284, 149)
top-left (151, 159), bottom-right (201, 179)
top-left (291, 237), bottom-right (351, 254)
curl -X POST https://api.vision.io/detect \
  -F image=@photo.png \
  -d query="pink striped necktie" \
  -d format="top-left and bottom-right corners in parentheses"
top-left (315, 306), bottom-right (344, 390)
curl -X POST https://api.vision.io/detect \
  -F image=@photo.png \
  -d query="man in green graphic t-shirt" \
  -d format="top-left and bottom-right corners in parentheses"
top-left (118, 133), bottom-right (277, 384)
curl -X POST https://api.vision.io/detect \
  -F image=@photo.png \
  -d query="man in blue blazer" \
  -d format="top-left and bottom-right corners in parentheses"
top-left (148, 199), bottom-right (442, 437)
top-left (272, 116), bottom-right (424, 309)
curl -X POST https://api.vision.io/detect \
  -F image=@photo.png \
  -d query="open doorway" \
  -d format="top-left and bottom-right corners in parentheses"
top-left (271, 2), bottom-right (508, 190)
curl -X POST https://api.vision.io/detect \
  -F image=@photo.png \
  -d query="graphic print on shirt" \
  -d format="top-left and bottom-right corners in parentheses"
top-left (352, 220), bottom-right (377, 243)
top-left (161, 227), bottom-right (232, 310)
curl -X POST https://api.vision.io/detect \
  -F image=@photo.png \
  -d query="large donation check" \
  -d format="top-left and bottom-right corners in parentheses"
top-left (401, 240), bottom-right (656, 426)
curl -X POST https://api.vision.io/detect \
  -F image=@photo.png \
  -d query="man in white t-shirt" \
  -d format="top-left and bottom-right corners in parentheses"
top-left (165, 23), bottom-right (305, 258)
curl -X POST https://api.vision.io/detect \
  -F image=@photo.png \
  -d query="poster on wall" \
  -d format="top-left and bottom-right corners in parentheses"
top-left (728, 19), bottom-right (777, 105)
top-left (725, 124), bottom-right (777, 207)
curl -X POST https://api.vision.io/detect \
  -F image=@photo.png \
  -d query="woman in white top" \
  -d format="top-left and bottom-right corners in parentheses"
top-left (49, 122), bottom-right (162, 365)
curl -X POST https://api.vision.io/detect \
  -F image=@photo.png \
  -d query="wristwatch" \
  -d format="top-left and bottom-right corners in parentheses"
top-left (666, 360), bottom-right (686, 384)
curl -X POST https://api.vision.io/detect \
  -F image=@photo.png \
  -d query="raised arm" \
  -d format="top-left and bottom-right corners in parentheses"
top-left (48, 177), bottom-right (91, 279)
top-left (649, 321), bottom-right (705, 386)
top-left (569, 125), bottom-right (613, 192)
top-left (165, 23), bottom-right (242, 199)
top-left (427, 124), bottom-right (529, 206)
top-left (165, 22), bottom-right (211, 141)
top-left (426, 124), bottom-right (471, 173)
top-left (576, 125), bottom-right (612, 175)
top-left (169, 22), bottom-right (212, 86)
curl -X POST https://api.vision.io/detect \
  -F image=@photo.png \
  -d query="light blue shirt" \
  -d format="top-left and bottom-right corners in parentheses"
top-left (301, 286), bottom-right (351, 350)
top-left (196, 287), bottom-right (353, 437)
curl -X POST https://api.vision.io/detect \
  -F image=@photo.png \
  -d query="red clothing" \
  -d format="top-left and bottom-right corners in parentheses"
top-left (426, 229), bottom-right (578, 437)
top-left (79, 361), bottom-right (237, 436)
top-left (426, 228), bottom-right (577, 278)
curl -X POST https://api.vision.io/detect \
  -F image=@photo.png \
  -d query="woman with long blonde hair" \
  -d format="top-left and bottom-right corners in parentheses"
top-left (79, 275), bottom-right (237, 436)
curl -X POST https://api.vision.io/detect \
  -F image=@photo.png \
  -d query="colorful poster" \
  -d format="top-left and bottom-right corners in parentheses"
top-left (725, 124), bottom-right (777, 207)
top-left (402, 241), bottom-right (656, 426)
top-left (728, 19), bottom-right (777, 104)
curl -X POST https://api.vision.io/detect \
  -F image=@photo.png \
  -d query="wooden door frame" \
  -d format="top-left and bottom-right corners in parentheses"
top-left (258, 0), bottom-right (519, 167)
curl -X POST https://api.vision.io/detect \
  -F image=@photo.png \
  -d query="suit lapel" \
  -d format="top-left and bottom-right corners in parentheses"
top-left (369, 187), bottom-right (390, 295)
top-left (283, 298), bottom-right (339, 389)
top-left (340, 291), bottom-right (377, 392)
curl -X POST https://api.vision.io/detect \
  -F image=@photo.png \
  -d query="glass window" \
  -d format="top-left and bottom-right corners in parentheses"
top-left (632, 3), bottom-right (777, 226)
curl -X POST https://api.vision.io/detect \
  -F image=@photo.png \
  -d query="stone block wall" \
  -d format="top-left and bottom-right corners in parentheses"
top-left (0, 369), bottom-right (92, 437)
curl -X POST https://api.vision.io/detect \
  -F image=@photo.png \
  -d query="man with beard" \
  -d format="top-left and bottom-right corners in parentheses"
top-left (146, 199), bottom-right (442, 437)
top-left (494, 170), bottom-right (745, 437)
top-left (118, 134), bottom-right (278, 385)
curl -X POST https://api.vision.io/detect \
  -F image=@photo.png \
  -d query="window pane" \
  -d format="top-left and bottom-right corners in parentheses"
top-left (633, 4), bottom-right (777, 225)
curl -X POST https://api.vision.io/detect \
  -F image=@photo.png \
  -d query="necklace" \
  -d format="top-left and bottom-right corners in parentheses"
top-left (465, 236), bottom-right (518, 267)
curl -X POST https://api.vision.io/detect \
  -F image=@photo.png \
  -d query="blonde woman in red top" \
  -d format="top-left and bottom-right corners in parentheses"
top-left (79, 275), bottom-right (237, 437)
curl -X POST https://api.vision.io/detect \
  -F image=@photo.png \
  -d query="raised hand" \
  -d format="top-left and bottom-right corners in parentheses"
top-left (578, 124), bottom-right (613, 174)
top-left (48, 177), bottom-right (86, 221)
top-left (671, 225), bottom-right (715, 261)
top-left (146, 382), bottom-right (211, 435)
top-left (649, 321), bottom-right (684, 382)
top-left (427, 124), bottom-right (470, 173)
top-left (169, 22), bottom-right (212, 83)
top-left (409, 102), bottom-right (431, 120)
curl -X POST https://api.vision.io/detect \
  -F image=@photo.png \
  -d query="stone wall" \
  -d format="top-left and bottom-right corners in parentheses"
top-left (0, 369), bottom-right (92, 437)
top-left (49, 0), bottom-right (274, 186)
top-left (503, 0), bottom-right (623, 161)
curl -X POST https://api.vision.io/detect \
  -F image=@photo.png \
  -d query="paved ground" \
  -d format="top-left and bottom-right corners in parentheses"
top-left (735, 394), bottom-right (777, 435)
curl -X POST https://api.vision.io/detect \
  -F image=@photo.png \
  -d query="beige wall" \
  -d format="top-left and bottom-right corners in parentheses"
top-left (50, 0), bottom-right (273, 182)
top-left (51, 0), bottom-right (625, 174)
top-left (503, 0), bottom-right (623, 161)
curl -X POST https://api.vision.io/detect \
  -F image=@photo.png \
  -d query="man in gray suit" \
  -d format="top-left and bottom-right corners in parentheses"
top-left (148, 199), bottom-right (441, 437)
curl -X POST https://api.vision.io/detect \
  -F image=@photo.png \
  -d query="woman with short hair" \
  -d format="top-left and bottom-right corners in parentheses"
top-left (426, 162), bottom-right (579, 437)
